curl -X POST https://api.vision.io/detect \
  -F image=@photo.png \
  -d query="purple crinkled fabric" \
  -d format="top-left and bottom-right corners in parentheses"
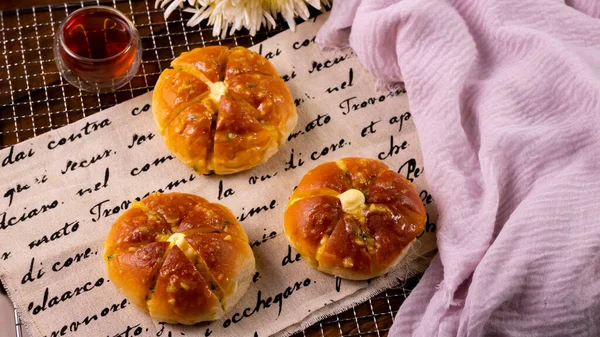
top-left (317, 1), bottom-right (600, 336)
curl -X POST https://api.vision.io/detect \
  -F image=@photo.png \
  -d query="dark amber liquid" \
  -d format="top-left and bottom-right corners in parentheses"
top-left (60, 8), bottom-right (137, 81)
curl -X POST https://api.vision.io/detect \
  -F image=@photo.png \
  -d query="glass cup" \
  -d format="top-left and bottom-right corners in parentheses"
top-left (54, 6), bottom-right (143, 93)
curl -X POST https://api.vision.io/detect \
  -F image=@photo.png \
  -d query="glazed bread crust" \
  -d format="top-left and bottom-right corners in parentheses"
top-left (104, 192), bottom-right (255, 324)
top-left (284, 158), bottom-right (426, 280)
top-left (152, 46), bottom-right (297, 175)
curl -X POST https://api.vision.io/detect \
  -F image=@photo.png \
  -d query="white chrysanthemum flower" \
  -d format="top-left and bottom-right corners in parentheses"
top-left (156, 0), bottom-right (331, 38)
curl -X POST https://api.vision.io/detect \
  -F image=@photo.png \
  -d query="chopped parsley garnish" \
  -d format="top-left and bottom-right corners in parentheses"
top-left (145, 285), bottom-right (156, 301)
top-left (353, 227), bottom-right (371, 241)
top-left (106, 254), bottom-right (114, 261)
top-left (246, 83), bottom-right (257, 88)
top-left (222, 220), bottom-right (232, 229)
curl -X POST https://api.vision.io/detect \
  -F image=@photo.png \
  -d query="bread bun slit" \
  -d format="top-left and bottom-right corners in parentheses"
top-left (184, 232), bottom-right (255, 312)
top-left (287, 188), bottom-right (342, 207)
top-left (224, 47), bottom-right (279, 80)
top-left (171, 46), bottom-right (230, 83)
top-left (143, 244), bottom-right (170, 304)
top-left (147, 245), bottom-right (224, 324)
top-left (173, 64), bottom-right (215, 86)
top-left (103, 241), bottom-right (170, 312)
top-left (176, 227), bottom-right (222, 236)
top-left (160, 90), bottom-right (212, 133)
top-left (204, 98), bottom-right (218, 173)
top-left (105, 241), bottom-right (154, 260)
top-left (187, 247), bottom-right (226, 302)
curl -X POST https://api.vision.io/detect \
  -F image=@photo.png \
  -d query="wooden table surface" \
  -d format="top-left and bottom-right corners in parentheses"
top-left (0, 1), bottom-right (421, 336)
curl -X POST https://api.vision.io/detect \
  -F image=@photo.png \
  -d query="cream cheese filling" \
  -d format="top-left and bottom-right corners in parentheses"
top-left (337, 188), bottom-right (365, 213)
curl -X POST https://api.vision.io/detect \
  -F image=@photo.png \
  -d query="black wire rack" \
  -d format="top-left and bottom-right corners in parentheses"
top-left (0, 1), bottom-right (422, 336)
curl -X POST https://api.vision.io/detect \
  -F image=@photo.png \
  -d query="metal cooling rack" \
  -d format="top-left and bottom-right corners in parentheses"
top-left (0, 1), bottom-right (422, 336)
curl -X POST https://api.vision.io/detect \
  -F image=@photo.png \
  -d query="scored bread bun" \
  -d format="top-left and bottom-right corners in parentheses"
top-left (284, 158), bottom-right (427, 280)
top-left (103, 192), bottom-right (255, 324)
top-left (152, 46), bottom-right (297, 175)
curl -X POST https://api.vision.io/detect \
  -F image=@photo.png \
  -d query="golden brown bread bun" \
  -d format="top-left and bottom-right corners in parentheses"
top-left (284, 158), bottom-right (426, 280)
top-left (152, 46), bottom-right (297, 175)
top-left (103, 192), bottom-right (255, 324)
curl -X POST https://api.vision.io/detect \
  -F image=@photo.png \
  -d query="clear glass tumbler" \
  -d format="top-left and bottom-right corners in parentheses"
top-left (54, 6), bottom-right (143, 93)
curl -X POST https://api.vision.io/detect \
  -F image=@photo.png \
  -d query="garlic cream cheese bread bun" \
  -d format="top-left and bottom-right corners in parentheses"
top-left (152, 46), bottom-right (297, 175)
top-left (284, 158), bottom-right (426, 280)
top-left (104, 192), bottom-right (255, 324)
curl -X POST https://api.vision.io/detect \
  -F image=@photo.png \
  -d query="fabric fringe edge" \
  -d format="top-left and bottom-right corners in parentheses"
top-left (1, 276), bottom-right (41, 337)
top-left (273, 250), bottom-right (437, 337)
top-left (2, 248), bottom-right (436, 337)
